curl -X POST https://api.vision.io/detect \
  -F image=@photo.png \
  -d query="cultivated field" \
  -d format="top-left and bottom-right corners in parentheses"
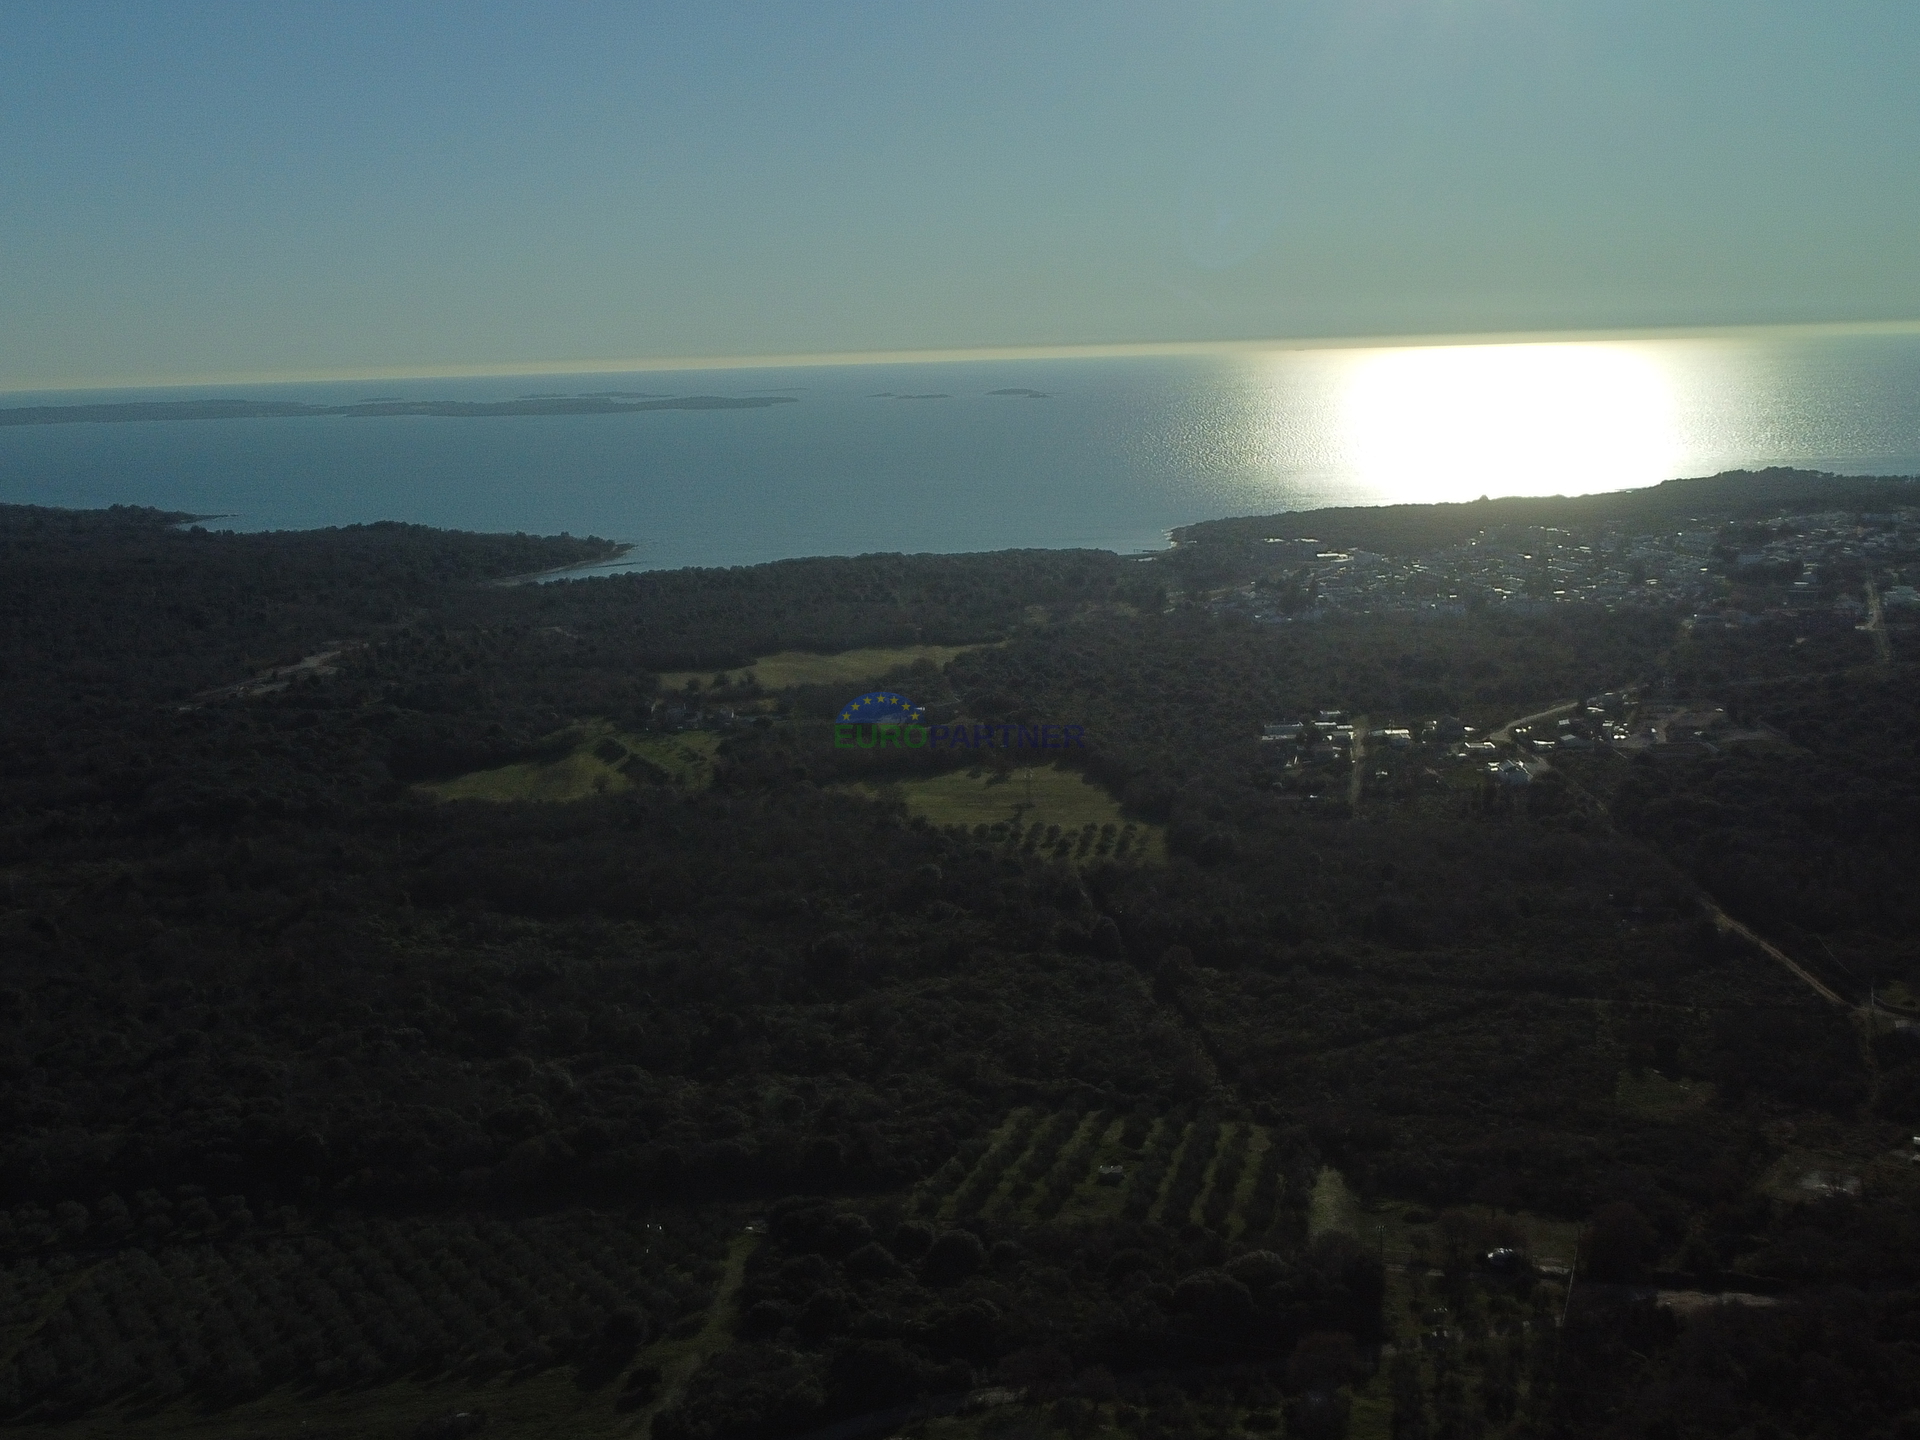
top-left (0, 1210), bottom-right (731, 1440)
top-left (656, 643), bottom-right (987, 693)
top-left (419, 726), bottom-right (718, 802)
top-left (855, 764), bottom-right (1166, 864)
top-left (912, 1108), bottom-right (1309, 1243)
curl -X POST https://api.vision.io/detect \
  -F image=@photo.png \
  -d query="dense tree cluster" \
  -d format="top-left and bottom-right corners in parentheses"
top-left (474, 548), bottom-right (1164, 673)
top-left (656, 1196), bottom-right (1384, 1440)
top-left (0, 504), bottom-right (617, 713)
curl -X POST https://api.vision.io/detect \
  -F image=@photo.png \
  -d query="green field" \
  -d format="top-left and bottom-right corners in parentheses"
top-left (419, 726), bottom-right (718, 802)
top-left (1615, 1068), bottom-right (1716, 1120)
top-left (657, 643), bottom-right (988, 693)
top-left (854, 763), bottom-right (1166, 864)
top-left (1308, 1164), bottom-right (1363, 1240)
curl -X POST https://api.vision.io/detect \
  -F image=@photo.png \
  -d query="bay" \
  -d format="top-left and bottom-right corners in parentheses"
top-left (2, 331), bottom-right (1918, 571)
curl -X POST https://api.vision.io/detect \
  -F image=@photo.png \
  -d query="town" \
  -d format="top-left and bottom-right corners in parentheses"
top-left (1251, 687), bottom-right (1789, 806)
top-left (1197, 505), bottom-right (1920, 627)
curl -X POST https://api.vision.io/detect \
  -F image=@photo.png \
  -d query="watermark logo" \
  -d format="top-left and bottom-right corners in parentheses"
top-left (836, 690), bottom-right (927, 727)
top-left (832, 691), bottom-right (1086, 750)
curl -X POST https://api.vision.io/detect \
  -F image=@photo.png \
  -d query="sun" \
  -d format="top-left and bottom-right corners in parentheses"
top-left (1337, 342), bottom-right (1680, 505)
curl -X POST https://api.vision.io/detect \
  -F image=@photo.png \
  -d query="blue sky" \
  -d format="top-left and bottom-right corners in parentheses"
top-left (5, 1), bottom-right (1919, 388)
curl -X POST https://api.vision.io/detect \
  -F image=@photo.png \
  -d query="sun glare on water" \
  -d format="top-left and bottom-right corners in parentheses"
top-left (1337, 343), bottom-right (1680, 504)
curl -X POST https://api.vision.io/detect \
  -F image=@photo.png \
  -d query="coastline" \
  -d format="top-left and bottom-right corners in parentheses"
top-left (489, 543), bottom-right (638, 585)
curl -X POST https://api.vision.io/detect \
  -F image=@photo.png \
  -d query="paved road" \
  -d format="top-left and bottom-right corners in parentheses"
top-left (1347, 713), bottom-right (1369, 811)
top-left (1866, 580), bottom-right (1893, 671)
top-left (1490, 696), bottom-right (1850, 1008)
top-left (1707, 904), bottom-right (1849, 1007)
top-left (1490, 700), bottom-right (1578, 746)
top-left (1489, 700), bottom-right (1580, 783)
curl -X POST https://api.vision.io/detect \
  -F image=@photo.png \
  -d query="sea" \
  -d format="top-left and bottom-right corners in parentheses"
top-left (4, 330), bottom-right (1919, 572)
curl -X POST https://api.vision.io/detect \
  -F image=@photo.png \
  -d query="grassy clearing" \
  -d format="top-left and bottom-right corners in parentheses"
top-left (419, 726), bottom-right (718, 803)
top-left (1185, 1121), bottom-right (1238, 1228)
top-left (1029, 1113), bottom-right (1119, 1224)
top-left (1144, 1125), bottom-right (1196, 1225)
top-left (1511, 1213), bottom-right (1583, 1271)
top-left (1051, 1117), bottom-right (1156, 1227)
top-left (422, 747), bottom-right (629, 803)
top-left (656, 644), bottom-right (986, 693)
top-left (977, 1125), bottom-right (1048, 1221)
top-left (625, 732), bottom-right (721, 788)
top-left (1348, 1387), bottom-right (1396, 1440)
top-left (1615, 1069), bottom-right (1716, 1120)
top-left (1048, 1116), bottom-right (1133, 1225)
top-left (1753, 1146), bottom-right (1899, 1204)
top-left (1308, 1166), bottom-right (1362, 1240)
top-left (1226, 1127), bottom-right (1273, 1241)
top-left (855, 764), bottom-right (1166, 865)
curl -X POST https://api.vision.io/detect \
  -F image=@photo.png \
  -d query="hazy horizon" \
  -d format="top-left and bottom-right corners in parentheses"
top-left (10, 318), bottom-right (1920, 398)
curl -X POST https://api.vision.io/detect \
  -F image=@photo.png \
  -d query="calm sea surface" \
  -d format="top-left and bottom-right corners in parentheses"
top-left (3, 333), bottom-right (1919, 571)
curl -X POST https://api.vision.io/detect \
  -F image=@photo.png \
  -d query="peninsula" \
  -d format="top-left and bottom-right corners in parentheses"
top-left (0, 394), bottom-right (798, 426)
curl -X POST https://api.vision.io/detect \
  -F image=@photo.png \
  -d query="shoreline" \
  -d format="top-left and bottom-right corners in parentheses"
top-left (489, 543), bottom-right (638, 586)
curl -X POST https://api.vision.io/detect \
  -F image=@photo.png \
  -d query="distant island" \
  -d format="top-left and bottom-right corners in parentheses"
top-left (0, 394), bottom-right (798, 426)
top-left (988, 386), bottom-right (1051, 398)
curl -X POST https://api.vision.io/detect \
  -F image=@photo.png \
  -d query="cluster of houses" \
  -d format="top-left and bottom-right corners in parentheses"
top-left (1258, 689), bottom-right (1712, 790)
top-left (1210, 523), bottom-right (1733, 622)
top-left (1729, 509), bottom-right (1920, 576)
top-left (1507, 690), bottom-right (1766, 764)
top-left (1205, 507), bottom-right (1920, 627)
top-left (1510, 692), bottom-right (1633, 756)
top-left (1259, 710), bottom-right (1485, 770)
top-left (651, 699), bottom-right (744, 731)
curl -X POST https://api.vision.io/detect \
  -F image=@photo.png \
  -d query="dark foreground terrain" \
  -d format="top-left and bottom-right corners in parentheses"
top-left (3, 472), bottom-right (1919, 1440)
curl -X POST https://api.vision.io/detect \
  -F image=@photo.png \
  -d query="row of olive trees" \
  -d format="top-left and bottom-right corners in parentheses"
top-left (912, 1107), bottom-right (1305, 1241)
top-left (0, 1211), bottom-right (721, 1420)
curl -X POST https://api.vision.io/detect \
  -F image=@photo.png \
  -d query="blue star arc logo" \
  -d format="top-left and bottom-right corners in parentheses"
top-left (836, 691), bottom-right (927, 726)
